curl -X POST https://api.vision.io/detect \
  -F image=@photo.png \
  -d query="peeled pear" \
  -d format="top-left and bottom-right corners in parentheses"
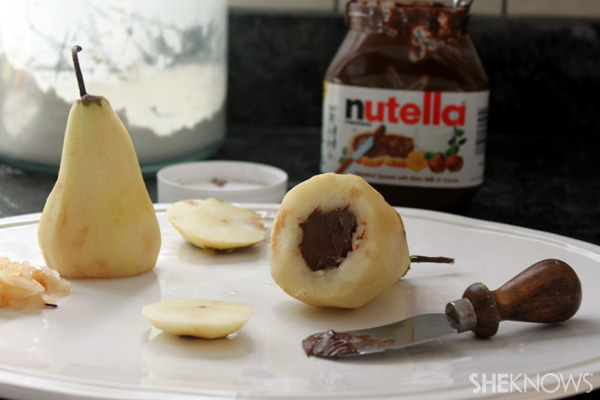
top-left (270, 173), bottom-right (411, 308)
top-left (37, 45), bottom-right (161, 278)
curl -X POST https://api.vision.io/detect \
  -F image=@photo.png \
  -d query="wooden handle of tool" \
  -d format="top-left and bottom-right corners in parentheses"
top-left (462, 259), bottom-right (582, 338)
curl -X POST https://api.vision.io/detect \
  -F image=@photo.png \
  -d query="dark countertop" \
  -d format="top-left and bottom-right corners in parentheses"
top-left (0, 126), bottom-right (600, 245)
top-left (3, 124), bottom-right (597, 247)
top-left (3, 13), bottom-right (600, 244)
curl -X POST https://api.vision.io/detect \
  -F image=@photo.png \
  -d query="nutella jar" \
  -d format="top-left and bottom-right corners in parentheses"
top-left (321, 1), bottom-right (489, 209)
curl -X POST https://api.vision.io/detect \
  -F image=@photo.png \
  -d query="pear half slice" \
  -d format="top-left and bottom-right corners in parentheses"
top-left (142, 298), bottom-right (254, 339)
top-left (167, 198), bottom-right (266, 250)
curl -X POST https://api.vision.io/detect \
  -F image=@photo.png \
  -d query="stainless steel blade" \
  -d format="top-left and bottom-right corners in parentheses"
top-left (302, 313), bottom-right (459, 358)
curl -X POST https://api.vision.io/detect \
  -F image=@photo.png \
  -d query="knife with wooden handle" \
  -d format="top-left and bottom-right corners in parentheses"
top-left (302, 259), bottom-right (582, 358)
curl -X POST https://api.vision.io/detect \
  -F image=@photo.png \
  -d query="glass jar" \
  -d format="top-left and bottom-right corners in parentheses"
top-left (321, 1), bottom-right (489, 209)
top-left (0, 0), bottom-right (227, 174)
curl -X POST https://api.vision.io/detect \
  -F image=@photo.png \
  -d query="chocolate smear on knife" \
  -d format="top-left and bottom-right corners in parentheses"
top-left (303, 329), bottom-right (394, 358)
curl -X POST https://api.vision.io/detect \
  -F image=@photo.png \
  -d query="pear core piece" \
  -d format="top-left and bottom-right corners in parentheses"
top-left (167, 198), bottom-right (265, 250)
top-left (270, 173), bottom-right (411, 308)
top-left (142, 298), bottom-right (254, 339)
top-left (37, 96), bottom-right (161, 278)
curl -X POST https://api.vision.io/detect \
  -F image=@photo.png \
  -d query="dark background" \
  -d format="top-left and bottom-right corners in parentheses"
top-left (223, 12), bottom-right (600, 246)
top-left (2, 13), bottom-right (599, 248)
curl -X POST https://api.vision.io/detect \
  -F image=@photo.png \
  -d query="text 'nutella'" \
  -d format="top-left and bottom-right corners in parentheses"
top-left (321, 1), bottom-right (489, 209)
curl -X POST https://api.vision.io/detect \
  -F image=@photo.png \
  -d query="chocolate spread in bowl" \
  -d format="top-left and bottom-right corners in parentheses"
top-left (299, 206), bottom-right (357, 271)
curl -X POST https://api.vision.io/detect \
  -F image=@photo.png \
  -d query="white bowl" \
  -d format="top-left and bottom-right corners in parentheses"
top-left (157, 161), bottom-right (288, 203)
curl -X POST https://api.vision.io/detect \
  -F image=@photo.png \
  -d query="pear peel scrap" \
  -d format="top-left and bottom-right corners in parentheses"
top-left (142, 298), bottom-right (254, 339)
top-left (0, 257), bottom-right (71, 312)
top-left (167, 198), bottom-right (266, 250)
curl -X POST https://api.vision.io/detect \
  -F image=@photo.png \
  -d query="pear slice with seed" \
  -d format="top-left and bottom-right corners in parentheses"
top-left (142, 298), bottom-right (254, 339)
top-left (167, 198), bottom-right (265, 250)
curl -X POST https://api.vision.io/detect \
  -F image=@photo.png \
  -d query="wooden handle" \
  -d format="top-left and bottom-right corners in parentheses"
top-left (462, 259), bottom-right (582, 338)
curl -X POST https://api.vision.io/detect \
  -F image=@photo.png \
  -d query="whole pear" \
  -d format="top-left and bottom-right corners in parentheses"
top-left (37, 46), bottom-right (161, 278)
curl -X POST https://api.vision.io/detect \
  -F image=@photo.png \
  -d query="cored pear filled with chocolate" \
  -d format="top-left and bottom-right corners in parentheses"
top-left (270, 173), bottom-right (411, 308)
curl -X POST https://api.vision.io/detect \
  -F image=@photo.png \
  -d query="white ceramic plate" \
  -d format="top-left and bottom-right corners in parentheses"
top-left (1, 205), bottom-right (599, 400)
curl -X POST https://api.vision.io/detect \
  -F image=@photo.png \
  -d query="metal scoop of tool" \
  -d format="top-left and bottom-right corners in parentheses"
top-left (303, 259), bottom-right (582, 358)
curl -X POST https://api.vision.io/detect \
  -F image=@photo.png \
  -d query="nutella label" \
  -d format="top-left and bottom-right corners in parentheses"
top-left (321, 82), bottom-right (489, 188)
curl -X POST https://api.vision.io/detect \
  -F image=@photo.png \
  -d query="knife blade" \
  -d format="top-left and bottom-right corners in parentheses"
top-left (302, 259), bottom-right (582, 358)
top-left (335, 125), bottom-right (386, 174)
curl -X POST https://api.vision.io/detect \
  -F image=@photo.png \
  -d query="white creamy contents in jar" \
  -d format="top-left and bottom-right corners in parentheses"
top-left (0, 0), bottom-right (227, 169)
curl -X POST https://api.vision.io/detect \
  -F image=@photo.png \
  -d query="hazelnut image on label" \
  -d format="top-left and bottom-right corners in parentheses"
top-left (446, 154), bottom-right (464, 172)
top-left (270, 173), bottom-right (411, 308)
top-left (428, 153), bottom-right (446, 173)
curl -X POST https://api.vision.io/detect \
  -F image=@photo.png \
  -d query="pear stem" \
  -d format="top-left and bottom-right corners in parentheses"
top-left (72, 45), bottom-right (87, 97)
top-left (410, 255), bottom-right (454, 264)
